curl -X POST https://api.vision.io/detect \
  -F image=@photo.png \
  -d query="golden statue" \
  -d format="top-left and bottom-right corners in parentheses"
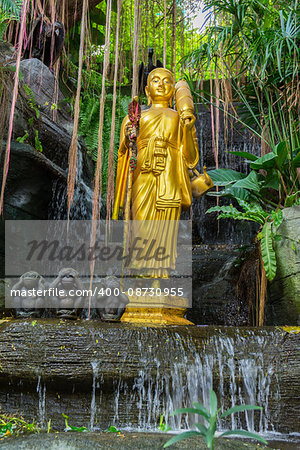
top-left (112, 68), bottom-right (213, 324)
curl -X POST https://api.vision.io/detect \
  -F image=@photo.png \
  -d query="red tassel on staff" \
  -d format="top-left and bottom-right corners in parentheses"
top-left (124, 96), bottom-right (141, 221)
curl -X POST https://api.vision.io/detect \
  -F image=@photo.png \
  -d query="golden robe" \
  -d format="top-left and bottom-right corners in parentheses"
top-left (113, 106), bottom-right (199, 277)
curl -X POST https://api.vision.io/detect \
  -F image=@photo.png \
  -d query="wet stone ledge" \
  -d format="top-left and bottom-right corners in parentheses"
top-left (0, 320), bottom-right (299, 435)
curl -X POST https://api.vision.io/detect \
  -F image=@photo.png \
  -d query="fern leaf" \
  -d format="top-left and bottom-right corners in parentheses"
top-left (0, 0), bottom-right (23, 20)
top-left (206, 204), bottom-right (240, 215)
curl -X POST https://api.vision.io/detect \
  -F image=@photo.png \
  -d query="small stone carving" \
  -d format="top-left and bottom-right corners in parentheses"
top-left (49, 268), bottom-right (84, 319)
top-left (96, 276), bottom-right (129, 322)
top-left (11, 271), bottom-right (45, 318)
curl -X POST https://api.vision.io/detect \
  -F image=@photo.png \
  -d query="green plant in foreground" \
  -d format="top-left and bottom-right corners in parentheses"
top-left (62, 414), bottom-right (88, 432)
top-left (159, 414), bottom-right (171, 432)
top-left (105, 425), bottom-right (122, 433)
top-left (163, 389), bottom-right (268, 449)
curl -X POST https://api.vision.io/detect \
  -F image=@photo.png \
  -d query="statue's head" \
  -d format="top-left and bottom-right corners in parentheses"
top-left (21, 271), bottom-right (41, 289)
top-left (58, 268), bottom-right (78, 288)
top-left (145, 68), bottom-right (175, 107)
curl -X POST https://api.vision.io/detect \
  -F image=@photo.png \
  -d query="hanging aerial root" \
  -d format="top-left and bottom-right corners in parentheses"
top-left (88, 0), bottom-right (112, 319)
top-left (67, 0), bottom-right (88, 216)
top-left (0, 64), bottom-right (10, 156)
top-left (106, 0), bottom-right (122, 223)
top-left (258, 246), bottom-right (267, 326)
top-left (0, 0), bottom-right (30, 214)
top-left (236, 244), bottom-right (267, 326)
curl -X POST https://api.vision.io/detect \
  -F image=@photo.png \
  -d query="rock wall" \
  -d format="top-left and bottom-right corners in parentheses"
top-left (267, 206), bottom-right (300, 325)
top-left (192, 104), bottom-right (260, 245)
top-left (1, 55), bottom-right (94, 223)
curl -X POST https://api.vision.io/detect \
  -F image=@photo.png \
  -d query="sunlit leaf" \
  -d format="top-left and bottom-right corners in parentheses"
top-left (227, 150), bottom-right (258, 161)
top-left (220, 404), bottom-right (263, 419)
top-left (250, 152), bottom-right (278, 170)
top-left (209, 389), bottom-right (218, 416)
top-left (163, 431), bottom-right (200, 448)
top-left (218, 429), bottom-right (268, 445)
top-left (260, 222), bottom-right (277, 281)
top-left (207, 169), bottom-right (246, 186)
top-left (232, 171), bottom-right (260, 191)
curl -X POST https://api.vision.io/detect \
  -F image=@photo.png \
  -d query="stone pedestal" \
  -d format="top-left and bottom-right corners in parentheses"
top-left (120, 294), bottom-right (193, 325)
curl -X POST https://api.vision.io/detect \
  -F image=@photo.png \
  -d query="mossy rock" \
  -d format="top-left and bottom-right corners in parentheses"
top-left (268, 206), bottom-right (300, 325)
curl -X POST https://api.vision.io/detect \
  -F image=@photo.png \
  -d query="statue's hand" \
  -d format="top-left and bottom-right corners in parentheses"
top-left (180, 111), bottom-right (196, 130)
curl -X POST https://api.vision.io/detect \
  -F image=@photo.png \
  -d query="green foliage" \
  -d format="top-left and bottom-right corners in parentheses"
top-left (188, 0), bottom-right (299, 81)
top-left (207, 141), bottom-right (300, 209)
top-left (158, 414), bottom-right (171, 432)
top-left (0, 0), bottom-right (22, 38)
top-left (207, 199), bottom-right (283, 281)
top-left (79, 91), bottom-right (131, 196)
top-left (207, 141), bottom-right (300, 281)
top-left (206, 200), bottom-right (268, 225)
top-left (207, 168), bottom-right (246, 186)
top-left (163, 389), bottom-right (267, 449)
top-left (15, 84), bottom-right (43, 152)
top-left (257, 222), bottom-right (277, 281)
top-left (62, 414), bottom-right (88, 433)
top-left (105, 425), bottom-right (121, 433)
top-left (23, 84), bottom-right (40, 119)
top-left (64, 0), bottom-right (197, 81)
top-left (0, 0), bottom-right (22, 19)
top-left (16, 130), bottom-right (29, 144)
top-left (34, 129), bottom-right (43, 152)
top-left (16, 128), bottom-right (42, 152)
top-left (0, 414), bottom-right (40, 438)
top-left (185, 0), bottom-right (299, 214)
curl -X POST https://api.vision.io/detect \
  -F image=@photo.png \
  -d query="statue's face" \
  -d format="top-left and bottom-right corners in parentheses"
top-left (146, 69), bottom-right (174, 103)
top-left (22, 271), bottom-right (39, 289)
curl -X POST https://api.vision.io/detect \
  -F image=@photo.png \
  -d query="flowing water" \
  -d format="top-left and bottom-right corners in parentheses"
top-left (95, 330), bottom-right (280, 434)
top-left (1, 323), bottom-right (299, 445)
top-left (48, 148), bottom-right (93, 220)
top-left (25, 326), bottom-right (294, 443)
top-left (36, 375), bottom-right (46, 426)
top-left (26, 327), bottom-right (283, 435)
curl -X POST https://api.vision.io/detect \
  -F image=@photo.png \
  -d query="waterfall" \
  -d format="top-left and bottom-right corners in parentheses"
top-left (90, 361), bottom-right (99, 431)
top-left (1, 323), bottom-right (298, 442)
top-left (86, 329), bottom-right (280, 434)
top-left (48, 147), bottom-right (93, 220)
top-left (36, 375), bottom-right (46, 426)
top-left (193, 104), bottom-right (261, 245)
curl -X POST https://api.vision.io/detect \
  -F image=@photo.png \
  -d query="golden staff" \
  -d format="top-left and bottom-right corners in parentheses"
top-left (124, 96), bottom-right (140, 220)
top-left (121, 97), bottom-right (141, 284)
